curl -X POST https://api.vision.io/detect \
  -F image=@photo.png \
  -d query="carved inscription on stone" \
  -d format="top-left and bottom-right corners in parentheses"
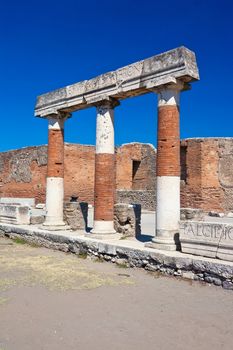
top-left (182, 222), bottom-right (233, 241)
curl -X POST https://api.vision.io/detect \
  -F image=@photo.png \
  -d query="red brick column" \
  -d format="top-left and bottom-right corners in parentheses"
top-left (91, 100), bottom-right (119, 235)
top-left (152, 86), bottom-right (182, 250)
top-left (43, 114), bottom-right (69, 228)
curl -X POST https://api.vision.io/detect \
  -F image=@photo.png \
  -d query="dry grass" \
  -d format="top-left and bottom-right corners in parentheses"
top-left (0, 238), bottom-right (134, 295)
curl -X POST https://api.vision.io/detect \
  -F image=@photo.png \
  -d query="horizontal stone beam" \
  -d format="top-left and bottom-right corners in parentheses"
top-left (35, 46), bottom-right (199, 118)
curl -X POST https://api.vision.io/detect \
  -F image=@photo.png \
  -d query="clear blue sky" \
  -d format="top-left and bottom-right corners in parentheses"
top-left (0, 0), bottom-right (232, 151)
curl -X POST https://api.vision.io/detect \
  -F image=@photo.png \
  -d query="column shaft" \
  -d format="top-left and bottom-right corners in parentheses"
top-left (91, 101), bottom-right (118, 234)
top-left (153, 88), bottom-right (181, 250)
top-left (44, 117), bottom-right (66, 227)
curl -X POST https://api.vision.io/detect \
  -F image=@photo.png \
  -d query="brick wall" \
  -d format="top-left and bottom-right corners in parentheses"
top-left (116, 143), bottom-right (156, 190)
top-left (0, 139), bottom-right (233, 212)
top-left (0, 143), bottom-right (156, 206)
top-left (180, 138), bottom-right (233, 212)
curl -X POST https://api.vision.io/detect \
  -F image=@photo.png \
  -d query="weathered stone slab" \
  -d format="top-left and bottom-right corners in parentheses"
top-left (63, 202), bottom-right (88, 230)
top-left (35, 47), bottom-right (199, 117)
top-left (0, 204), bottom-right (30, 225)
top-left (0, 197), bottom-right (35, 207)
top-left (180, 208), bottom-right (205, 221)
top-left (114, 203), bottom-right (141, 237)
top-left (180, 221), bottom-right (233, 262)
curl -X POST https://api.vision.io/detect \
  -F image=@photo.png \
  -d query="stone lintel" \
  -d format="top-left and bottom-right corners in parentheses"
top-left (35, 46), bottom-right (199, 118)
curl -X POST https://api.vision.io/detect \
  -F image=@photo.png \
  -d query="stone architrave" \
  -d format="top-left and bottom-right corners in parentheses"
top-left (35, 47), bottom-right (199, 118)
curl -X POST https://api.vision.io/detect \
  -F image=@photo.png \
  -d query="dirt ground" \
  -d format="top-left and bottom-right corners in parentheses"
top-left (0, 237), bottom-right (232, 350)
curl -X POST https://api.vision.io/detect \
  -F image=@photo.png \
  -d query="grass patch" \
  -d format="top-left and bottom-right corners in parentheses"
top-left (0, 278), bottom-right (16, 292)
top-left (0, 297), bottom-right (9, 305)
top-left (116, 263), bottom-right (128, 269)
top-left (0, 242), bottom-right (134, 291)
top-left (119, 235), bottom-right (129, 240)
top-left (12, 237), bottom-right (27, 245)
top-left (93, 256), bottom-right (104, 263)
top-left (78, 252), bottom-right (87, 259)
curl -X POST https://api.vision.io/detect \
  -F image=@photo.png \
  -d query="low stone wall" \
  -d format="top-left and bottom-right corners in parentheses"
top-left (116, 190), bottom-right (156, 211)
top-left (0, 223), bottom-right (233, 290)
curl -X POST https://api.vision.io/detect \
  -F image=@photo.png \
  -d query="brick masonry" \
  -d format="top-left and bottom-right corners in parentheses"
top-left (0, 139), bottom-right (233, 212)
top-left (47, 129), bottom-right (64, 177)
top-left (94, 153), bottom-right (115, 221)
top-left (157, 105), bottom-right (180, 176)
top-left (180, 138), bottom-right (233, 212)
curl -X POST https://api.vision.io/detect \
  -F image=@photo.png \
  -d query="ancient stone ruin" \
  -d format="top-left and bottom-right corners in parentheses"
top-left (34, 46), bottom-right (199, 251)
top-left (1, 46), bottom-right (233, 289)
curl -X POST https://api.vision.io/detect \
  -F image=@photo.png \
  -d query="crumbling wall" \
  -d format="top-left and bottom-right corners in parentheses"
top-left (0, 143), bottom-right (156, 207)
top-left (116, 143), bottom-right (156, 209)
top-left (180, 138), bottom-right (233, 212)
top-left (116, 143), bottom-right (156, 190)
top-left (0, 139), bottom-right (233, 212)
top-left (0, 146), bottom-right (47, 203)
top-left (0, 144), bottom-right (95, 204)
top-left (64, 144), bottom-right (95, 204)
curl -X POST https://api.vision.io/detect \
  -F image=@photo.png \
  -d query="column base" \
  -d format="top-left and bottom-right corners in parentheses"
top-left (145, 240), bottom-right (177, 251)
top-left (90, 220), bottom-right (116, 236)
top-left (145, 230), bottom-right (180, 251)
top-left (42, 220), bottom-right (70, 231)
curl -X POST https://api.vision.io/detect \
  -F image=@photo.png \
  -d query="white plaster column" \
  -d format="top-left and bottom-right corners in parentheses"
top-left (152, 86), bottom-right (182, 250)
top-left (91, 99), bottom-right (119, 235)
top-left (43, 114), bottom-right (68, 228)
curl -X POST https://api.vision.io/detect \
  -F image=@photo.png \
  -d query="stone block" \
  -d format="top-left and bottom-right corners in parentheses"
top-left (208, 211), bottom-right (225, 218)
top-left (35, 47), bottom-right (199, 117)
top-left (0, 197), bottom-right (35, 207)
top-left (64, 201), bottom-right (88, 230)
top-left (180, 221), bottom-right (233, 262)
top-left (0, 204), bottom-right (30, 225)
top-left (30, 215), bottom-right (45, 225)
top-left (35, 203), bottom-right (45, 209)
top-left (180, 208), bottom-right (205, 221)
top-left (114, 203), bottom-right (141, 237)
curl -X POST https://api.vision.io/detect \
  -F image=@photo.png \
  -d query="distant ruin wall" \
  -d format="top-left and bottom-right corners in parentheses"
top-left (180, 138), bottom-right (233, 212)
top-left (0, 139), bottom-right (233, 212)
top-left (0, 143), bottom-right (156, 207)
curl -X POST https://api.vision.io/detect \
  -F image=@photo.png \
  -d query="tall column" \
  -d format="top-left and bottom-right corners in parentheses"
top-left (91, 99), bottom-right (119, 235)
top-left (43, 113), bottom-right (69, 228)
top-left (152, 85), bottom-right (182, 250)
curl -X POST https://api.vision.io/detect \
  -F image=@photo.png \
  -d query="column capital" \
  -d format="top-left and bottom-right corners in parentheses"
top-left (156, 81), bottom-right (189, 107)
top-left (47, 112), bottom-right (71, 130)
top-left (95, 97), bottom-right (120, 110)
top-left (47, 111), bottom-right (71, 120)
